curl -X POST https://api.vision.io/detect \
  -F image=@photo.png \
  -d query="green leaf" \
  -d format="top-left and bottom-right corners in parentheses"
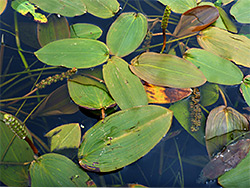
top-left (29, 153), bottom-right (92, 186)
top-left (44, 123), bottom-right (81, 152)
top-left (78, 105), bottom-right (173, 172)
top-left (130, 52), bottom-right (206, 88)
top-left (230, 0), bottom-right (250, 23)
top-left (241, 75), bottom-right (250, 107)
top-left (83, 0), bottom-right (120, 18)
top-left (184, 48), bottom-right (243, 85)
top-left (107, 12), bottom-right (148, 57)
top-left (35, 38), bottom-right (109, 69)
top-left (218, 148), bottom-right (250, 187)
top-left (0, 0), bottom-right (7, 15)
top-left (0, 111), bottom-right (34, 186)
top-left (157, 0), bottom-right (197, 13)
top-left (198, 27), bottom-right (250, 68)
top-left (200, 83), bottom-right (219, 107)
top-left (169, 99), bottom-right (205, 145)
top-left (216, 6), bottom-right (237, 33)
top-left (11, 0), bottom-right (47, 23)
top-left (37, 14), bottom-right (70, 47)
top-left (29, 0), bottom-right (86, 17)
top-left (67, 74), bottom-right (116, 110)
top-left (70, 23), bottom-right (102, 39)
top-left (103, 56), bottom-right (148, 110)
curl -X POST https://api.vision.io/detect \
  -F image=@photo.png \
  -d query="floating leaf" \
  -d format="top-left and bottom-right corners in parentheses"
top-left (29, 153), bottom-right (92, 186)
top-left (200, 83), bottom-right (219, 107)
top-left (216, 6), bottom-right (237, 33)
top-left (83, 0), bottom-right (120, 18)
top-left (44, 123), bottom-right (81, 152)
top-left (157, 0), bottom-right (197, 13)
top-left (11, 0), bottom-right (47, 23)
top-left (198, 27), bottom-right (250, 68)
top-left (103, 56), bottom-right (148, 110)
top-left (29, 0), bottom-right (86, 17)
top-left (199, 138), bottom-right (250, 183)
top-left (70, 23), bottom-right (102, 39)
top-left (205, 105), bottom-right (249, 156)
top-left (143, 83), bottom-right (192, 104)
top-left (240, 75), bottom-right (250, 107)
top-left (130, 52), bottom-right (206, 88)
top-left (32, 84), bottom-right (79, 118)
top-left (37, 14), bottom-right (70, 47)
top-left (230, 0), bottom-right (250, 23)
top-left (35, 38), bottom-right (109, 68)
top-left (218, 142), bottom-right (250, 187)
top-left (107, 12), bottom-right (148, 57)
top-left (169, 98), bottom-right (206, 145)
top-left (0, 111), bottom-right (34, 186)
top-left (172, 5), bottom-right (219, 38)
top-left (184, 48), bottom-right (243, 85)
top-left (0, 0), bottom-right (7, 15)
top-left (78, 105), bottom-right (173, 172)
top-left (68, 74), bottom-right (115, 110)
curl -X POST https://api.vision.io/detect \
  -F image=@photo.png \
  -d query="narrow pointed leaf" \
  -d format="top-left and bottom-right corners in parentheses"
top-left (107, 12), bottom-right (148, 57)
top-left (29, 153), bottom-right (92, 187)
top-left (216, 6), bottom-right (237, 33)
top-left (35, 38), bottom-right (109, 68)
top-left (184, 48), bottom-right (243, 85)
top-left (78, 105), bottom-right (173, 172)
top-left (83, 0), bottom-right (120, 19)
top-left (130, 52), bottom-right (206, 88)
top-left (70, 23), bottom-right (102, 39)
top-left (198, 27), bottom-right (250, 67)
top-left (173, 5), bottom-right (219, 38)
top-left (157, 0), bottom-right (197, 13)
top-left (29, 0), bottom-right (86, 17)
top-left (103, 56), bottom-right (148, 110)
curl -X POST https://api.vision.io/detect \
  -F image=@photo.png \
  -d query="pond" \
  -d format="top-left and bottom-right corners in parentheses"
top-left (0, 0), bottom-right (250, 187)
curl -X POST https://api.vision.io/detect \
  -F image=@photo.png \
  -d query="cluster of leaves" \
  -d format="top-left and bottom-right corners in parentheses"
top-left (0, 0), bottom-right (250, 187)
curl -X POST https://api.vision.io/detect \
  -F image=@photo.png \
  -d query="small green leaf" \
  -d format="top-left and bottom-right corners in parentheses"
top-left (44, 123), bottom-right (81, 152)
top-left (107, 12), bottom-right (148, 57)
top-left (198, 27), bottom-right (250, 68)
top-left (130, 52), bottom-right (206, 88)
top-left (184, 48), bottom-right (243, 85)
top-left (216, 6), bottom-right (237, 33)
top-left (35, 38), bottom-right (109, 68)
top-left (30, 153), bottom-right (92, 186)
top-left (29, 0), bottom-right (86, 17)
top-left (200, 83), bottom-right (219, 107)
top-left (103, 56), bottom-right (148, 110)
top-left (78, 105), bottom-right (173, 172)
top-left (157, 0), bottom-right (197, 13)
top-left (11, 0), bottom-right (47, 23)
top-left (241, 75), bottom-right (250, 107)
top-left (70, 23), bottom-right (102, 39)
top-left (67, 74), bottom-right (115, 110)
top-left (37, 14), bottom-right (70, 47)
top-left (83, 0), bottom-right (120, 18)
top-left (230, 0), bottom-right (250, 23)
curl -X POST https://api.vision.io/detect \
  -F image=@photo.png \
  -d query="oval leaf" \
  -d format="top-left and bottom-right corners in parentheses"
top-left (157, 0), bottom-right (197, 13)
top-left (198, 26), bottom-right (250, 68)
top-left (230, 0), bottom-right (250, 23)
top-left (130, 52), bottom-right (206, 88)
top-left (37, 14), bottom-right (70, 47)
top-left (83, 0), bottom-right (120, 18)
top-left (70, 23), bottom-right (102, 39)
top-left (107, 12), bottom-right (148, 57)
top-left (35, 38), bottom-right (109, 68)
top-left (29, 0), bottom-right (86, 17)
top-left (184, 48), bottom-right (243, 85)
top-left (44, 123), bottom-right (81, 152)
top-left (173, 5), bottom-right (219, 38)
top-left (30, 153), bottom-right (92, 186)
top-left (200, 83), bottom-right (219, 107)
top-left (68, 74), bottom-right (116, 110)
top-left (78, 105), bottom-right (173, 172)
top-left (0, 0), bottom-right (7, 15)
top-left (103, 56), bottom-right (148, 110)
top-left (240, 75), bottom-right (250, 107)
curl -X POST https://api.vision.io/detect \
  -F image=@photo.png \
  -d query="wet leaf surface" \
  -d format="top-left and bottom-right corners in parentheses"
top-left (70, 23), bottom-right (102, 39)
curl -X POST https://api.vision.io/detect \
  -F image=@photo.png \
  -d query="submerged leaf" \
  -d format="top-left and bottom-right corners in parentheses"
top-left (78, 105), bottom-right (173, 172)
top-left (103, 56), bottom-right (148, 110)
top-left (130, 52), bottom-right (206, 88)
top-left (198, 27), bottom-right (250, 68)
top-left (173, 5), bottom-right (219, 38)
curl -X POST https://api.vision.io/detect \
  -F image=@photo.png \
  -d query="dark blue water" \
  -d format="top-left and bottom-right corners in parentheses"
top-left (1, 0), bottom-right (249, 187)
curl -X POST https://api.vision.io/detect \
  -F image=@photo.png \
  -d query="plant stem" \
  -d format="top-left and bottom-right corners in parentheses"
top-left (219, 87), bottom-right (227, 107)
